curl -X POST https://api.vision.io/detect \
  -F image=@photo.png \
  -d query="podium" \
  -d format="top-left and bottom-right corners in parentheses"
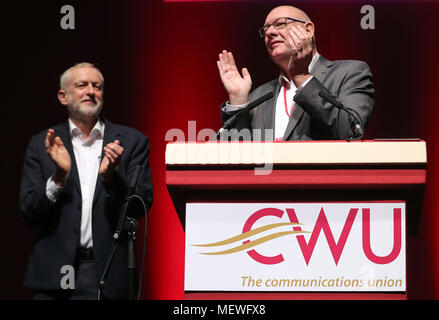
top-left (165, 140), bottom-right (427, 300)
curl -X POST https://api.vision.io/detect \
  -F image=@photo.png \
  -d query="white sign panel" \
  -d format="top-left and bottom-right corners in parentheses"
top-left (185, 202), bottom-right (406, 292)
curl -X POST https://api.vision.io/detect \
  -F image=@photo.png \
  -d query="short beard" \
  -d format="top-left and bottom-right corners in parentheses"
top-left (66, 97), bottom-right (103, 120)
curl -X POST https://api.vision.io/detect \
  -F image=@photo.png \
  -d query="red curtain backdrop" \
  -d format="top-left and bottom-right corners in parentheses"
top-left (4, 0), bottom-right (439, 300)
top-left (129, 0), bottom-right (439, 299)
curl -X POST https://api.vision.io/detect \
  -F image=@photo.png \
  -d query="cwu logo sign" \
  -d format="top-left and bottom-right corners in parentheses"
top-left (194, 206), bottom-right (402, 266)
top-left (185, 202), bottom-right (406, 292)
top-left (244, 207), bottom-right (401, 265)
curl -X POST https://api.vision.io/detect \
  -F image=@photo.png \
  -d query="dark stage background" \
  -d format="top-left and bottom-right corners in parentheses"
top-left (2, 0), bottom-right (439, 299)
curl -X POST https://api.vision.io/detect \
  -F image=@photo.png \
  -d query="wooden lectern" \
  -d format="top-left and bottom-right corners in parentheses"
top-left (165, 140), bottom-right (426, 300)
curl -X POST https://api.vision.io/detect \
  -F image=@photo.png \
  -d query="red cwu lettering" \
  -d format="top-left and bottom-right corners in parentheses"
top-left (287, 207), bottom-right (358, 265)
top-left (362, 208), bottom-right (402, 264)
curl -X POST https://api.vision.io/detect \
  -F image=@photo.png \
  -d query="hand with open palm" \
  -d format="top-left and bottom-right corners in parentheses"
top-left (217, 50), bottom-right (252, 105)
top-left (45, 129), bottom-right (71, 186)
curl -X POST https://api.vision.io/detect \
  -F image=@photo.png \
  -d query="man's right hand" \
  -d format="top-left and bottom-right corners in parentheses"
top-left (217, 50), bottom-right (252, 105)
top-left (45, 129), bottom-right (71, 186)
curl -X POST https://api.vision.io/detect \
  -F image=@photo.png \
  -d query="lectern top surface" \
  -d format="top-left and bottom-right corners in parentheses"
top-left (165, 141), bottom-right (427, 166)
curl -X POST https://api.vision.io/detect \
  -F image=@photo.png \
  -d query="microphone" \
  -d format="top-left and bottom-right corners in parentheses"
top-left (128, 165), bottom-right (142, 196)
top-left (217, 92), bottom-right (274, 139)
top-left (113, 165), bottom-right (142, 240)
top-left (318, 91), bottom-right (363, 139)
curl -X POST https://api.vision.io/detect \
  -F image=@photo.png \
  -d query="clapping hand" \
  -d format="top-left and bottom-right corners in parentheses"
top-left (45, 129), bottom-right (71, 186)
top-left (99, 140), bottom-right (124, 183)
top-left (285, 25), bottom-right (313, 86)
top-left (217, 50), bottom-right (252, 105)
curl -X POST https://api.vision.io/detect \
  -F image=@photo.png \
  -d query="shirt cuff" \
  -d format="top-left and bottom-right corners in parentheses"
top-left (222, 101), bottom-right (249, 113)
top-left (46, 176), bottom-right (63, 203)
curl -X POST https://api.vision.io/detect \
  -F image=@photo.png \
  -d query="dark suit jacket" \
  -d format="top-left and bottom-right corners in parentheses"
top-left (19, 118), bottom-right (153, 299)
top-left (221, 55), bottom-right (374, 140)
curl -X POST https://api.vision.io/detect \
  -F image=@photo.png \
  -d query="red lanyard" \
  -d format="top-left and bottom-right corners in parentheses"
top-left (283, 83), bottom-right (295, 117)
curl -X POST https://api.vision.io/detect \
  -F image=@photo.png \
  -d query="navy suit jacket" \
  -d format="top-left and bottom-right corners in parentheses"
top-left (221, 55), bottom-right (374, 140)
top-left (19, 118), bottom-right (153, 299)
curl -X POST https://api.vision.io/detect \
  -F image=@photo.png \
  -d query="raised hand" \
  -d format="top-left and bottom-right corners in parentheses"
top-left (99, 140), bottom-right (124, 183)
top-left (217, 50), bottom-right (252, 105)
top-left (45, 129), bottom-right (71, 186)
top-left (285, 25), bottom-right (313, 86)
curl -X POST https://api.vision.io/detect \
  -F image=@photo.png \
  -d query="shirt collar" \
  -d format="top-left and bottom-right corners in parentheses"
top-left (68, 118), bottom-right (104, 141)
top-left (278, 52), bottom-right (320, 86)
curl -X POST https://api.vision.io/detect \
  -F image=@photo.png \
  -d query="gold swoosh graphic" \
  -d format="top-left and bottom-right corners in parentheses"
top-left (199, 230), bottom-right (309, 255)
top-left (193, 222), bottom-right (301, 247)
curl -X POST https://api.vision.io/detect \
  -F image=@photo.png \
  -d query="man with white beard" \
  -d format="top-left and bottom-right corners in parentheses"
top-left (19, 63), bottom-right (153, 299)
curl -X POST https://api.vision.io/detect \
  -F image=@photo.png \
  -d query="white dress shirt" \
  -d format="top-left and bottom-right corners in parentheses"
top-left (46, 119), bottom-right (105, 249)
top-left (223, 52), bottom-right (320, 140)
top-left (274, 52), bottom-right (319, 140)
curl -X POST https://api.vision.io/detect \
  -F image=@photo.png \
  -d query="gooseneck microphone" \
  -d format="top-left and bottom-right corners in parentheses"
top-left (113, 165), bottom-right (142, 240)
top-left (216, 92), bottom-right (274, 139)
top-left (318, 91), bottom-right (363, 139)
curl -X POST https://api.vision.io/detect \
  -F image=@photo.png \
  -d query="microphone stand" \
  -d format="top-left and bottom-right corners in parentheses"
top-left (98, 165), bottom-right (142, 300)
top-left (318, 91), bottom-right (364, 140)
top-left (126, 217), bottom-right (138, 300)
top-left (216, 92), bottom-right (274, 140)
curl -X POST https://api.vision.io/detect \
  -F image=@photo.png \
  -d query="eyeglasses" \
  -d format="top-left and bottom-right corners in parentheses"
top-left (258, 17), bottom-right (306, 38)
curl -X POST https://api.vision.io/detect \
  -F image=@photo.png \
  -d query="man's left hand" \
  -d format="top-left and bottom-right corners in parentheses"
top-left (99, 140), bottom-right (124, 182)
top-left (285, 25), bottom-right (313, 87)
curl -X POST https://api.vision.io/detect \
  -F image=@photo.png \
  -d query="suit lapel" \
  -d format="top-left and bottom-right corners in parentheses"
top-left (282, 55), bottom-right (332, 141)
top-left (93, 118), bottom-right (120, 206)
top-left (56, 121), bottom-right (81, 194)
top-left (282, 101), bottom-right (305, 140)
top-left (310, 55), bottom-right (332, 84)
top-left (262, 81), bottom-right (280, 131)
top-left (100, 118), bottom-right (120, 162)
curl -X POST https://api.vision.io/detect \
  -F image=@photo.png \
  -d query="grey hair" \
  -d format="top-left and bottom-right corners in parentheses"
top-left (59, 62), bottom-right (104, 91)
